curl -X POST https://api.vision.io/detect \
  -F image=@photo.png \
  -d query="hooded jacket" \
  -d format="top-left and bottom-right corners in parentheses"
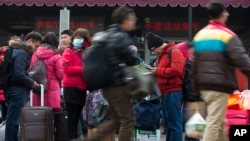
top-left (8, 40), bottom-right (34, 89)
top-left (30, 46), bottom-right (63, 109)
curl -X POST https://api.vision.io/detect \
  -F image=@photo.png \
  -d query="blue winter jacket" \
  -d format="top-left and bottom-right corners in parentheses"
top-left (8, 47), bottom-right (34, 89)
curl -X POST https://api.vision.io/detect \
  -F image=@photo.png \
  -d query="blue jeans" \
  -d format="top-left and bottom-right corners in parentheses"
top-left (161, 91), bottom-right (183, 141)
top-left (4, 86), bottom-right (27, 141)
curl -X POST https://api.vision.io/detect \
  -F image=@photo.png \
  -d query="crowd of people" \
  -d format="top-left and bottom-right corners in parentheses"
top-left (0, 1), bottom-right (250, 141)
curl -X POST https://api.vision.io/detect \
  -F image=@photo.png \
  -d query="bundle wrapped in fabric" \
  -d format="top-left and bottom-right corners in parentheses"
top-left (133, 99), bottom-right (161, 130)
top-left (123, 65), bottom-right (152, 100)
top-left (82, 90), bottom-right (109, 128)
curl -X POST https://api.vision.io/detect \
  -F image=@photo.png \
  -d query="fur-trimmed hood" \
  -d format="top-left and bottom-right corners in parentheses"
top-left (8, 39), bottom-right (33, 56)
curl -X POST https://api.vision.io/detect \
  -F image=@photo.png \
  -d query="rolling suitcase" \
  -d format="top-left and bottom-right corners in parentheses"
top-left (20, 85), bottom-right (54, 141)
top-left (54, 107), bottom-right (69, 141)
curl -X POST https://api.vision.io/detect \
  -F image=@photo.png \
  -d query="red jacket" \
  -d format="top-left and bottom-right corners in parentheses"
top-left (62, 48), bottom-right (86, 90)
top-left (0, 90), bottom-right (5, 102)
top-left (155, 42), bottom-right (185, 94)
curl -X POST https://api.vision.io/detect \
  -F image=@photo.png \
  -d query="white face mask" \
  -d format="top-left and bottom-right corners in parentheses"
top-left (72, 39), bottom-right (84, 49)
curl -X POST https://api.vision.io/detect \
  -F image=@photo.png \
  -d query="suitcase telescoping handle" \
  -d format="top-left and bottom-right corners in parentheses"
top-left (30, 84), bottom-right (44, 107)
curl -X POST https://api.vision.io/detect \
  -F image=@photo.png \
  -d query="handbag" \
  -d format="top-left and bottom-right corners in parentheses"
top-left (123, 65), bottom-right (151, 99)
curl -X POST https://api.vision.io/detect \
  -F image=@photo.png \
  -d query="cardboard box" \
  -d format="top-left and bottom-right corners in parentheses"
top-left (134, 128), bottom-right (160, 141)
top-left (87, 128), bottom-right (115, 141)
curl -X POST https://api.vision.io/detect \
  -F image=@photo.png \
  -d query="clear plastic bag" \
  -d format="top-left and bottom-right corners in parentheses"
top-left (185, 103), bottom-right (206, 139)
top-left (240, 90), bottom-right (250, 110)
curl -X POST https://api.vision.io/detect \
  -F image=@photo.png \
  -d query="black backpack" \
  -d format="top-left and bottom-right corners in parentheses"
top-left (83, 32), bottom-right (112, 91)
top-left (0, 46), bottom-right (13, 89)
top-left (167, 48), bottom-right (192, 101)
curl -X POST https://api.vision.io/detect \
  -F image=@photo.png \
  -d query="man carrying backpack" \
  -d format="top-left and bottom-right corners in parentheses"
top-left (146, 32), bottom-right (185, 141)
top-left (3, 39), bottom-right (39, 141)
top-left (85, 6), bottom-right (138, 141)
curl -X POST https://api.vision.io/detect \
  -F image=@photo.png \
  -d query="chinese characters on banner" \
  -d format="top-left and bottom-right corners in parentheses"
top-left (35, 17), bottom-right (104, 35)
top-left (37, 20), bottom-right (59, 29)
top-left (144, 17), bottom-right (204, 36)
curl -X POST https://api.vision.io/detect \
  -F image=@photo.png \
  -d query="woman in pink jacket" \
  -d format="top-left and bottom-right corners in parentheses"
top-left (176, 41), bottom-right (193, 60)
top-left (62, 28), bottom-right (91, 140)
top-left (0, 90), bottom-right (5, 103)
top-left (30, 32), bottom-right (64, 111)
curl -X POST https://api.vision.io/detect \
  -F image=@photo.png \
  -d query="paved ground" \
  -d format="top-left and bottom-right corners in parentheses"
top-left (115, 126), bottom-right (167, 141)
top-left (0, 122), bottom-right (202, 141)
top-left (0, 122), bottom-right (5, 141)
top-left (0, 122), bottom-right (166, 141)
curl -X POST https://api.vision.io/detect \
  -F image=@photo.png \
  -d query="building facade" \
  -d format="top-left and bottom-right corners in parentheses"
top-left (0, 0), bottom-right (249, 62)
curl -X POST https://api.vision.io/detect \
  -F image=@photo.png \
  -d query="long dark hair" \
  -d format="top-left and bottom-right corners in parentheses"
top-left (43, 32), bottom-right (59, 50)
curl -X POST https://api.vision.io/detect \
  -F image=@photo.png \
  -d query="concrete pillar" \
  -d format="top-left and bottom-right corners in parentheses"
top-left (59, 6), bottom-right (70, 39)
top-left (188, 5), bottom-right (193, 41)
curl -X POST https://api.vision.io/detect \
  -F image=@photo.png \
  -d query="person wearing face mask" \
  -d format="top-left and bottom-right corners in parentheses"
top-left (61, 28), bottom-right (92, 141)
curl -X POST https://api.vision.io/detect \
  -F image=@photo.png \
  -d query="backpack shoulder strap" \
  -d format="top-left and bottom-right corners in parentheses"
top-left (166, 48), bottom-right (177, 64)
top-left (166, 48), bottom-right (186, 80)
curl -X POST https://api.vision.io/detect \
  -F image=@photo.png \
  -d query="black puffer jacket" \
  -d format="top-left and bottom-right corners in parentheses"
top-left (105, 24), bottom-right (137, 86)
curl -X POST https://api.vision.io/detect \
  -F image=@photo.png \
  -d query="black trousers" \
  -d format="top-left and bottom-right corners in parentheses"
top-left (64, 87), bottom-right (86, 139)
top-left (66, 102), bottom-right (84, 139)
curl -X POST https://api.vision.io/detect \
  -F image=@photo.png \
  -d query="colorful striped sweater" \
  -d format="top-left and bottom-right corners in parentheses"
top-left (194, 20), bottom-right (235, 53)
top-left (192, 20), bottom-right (250, 94)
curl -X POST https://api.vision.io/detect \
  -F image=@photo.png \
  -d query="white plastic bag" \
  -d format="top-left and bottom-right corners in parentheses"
top-left (185, 103), bottom-right (206, 139)
top-left (240, 90), bottom-right (250, 110)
